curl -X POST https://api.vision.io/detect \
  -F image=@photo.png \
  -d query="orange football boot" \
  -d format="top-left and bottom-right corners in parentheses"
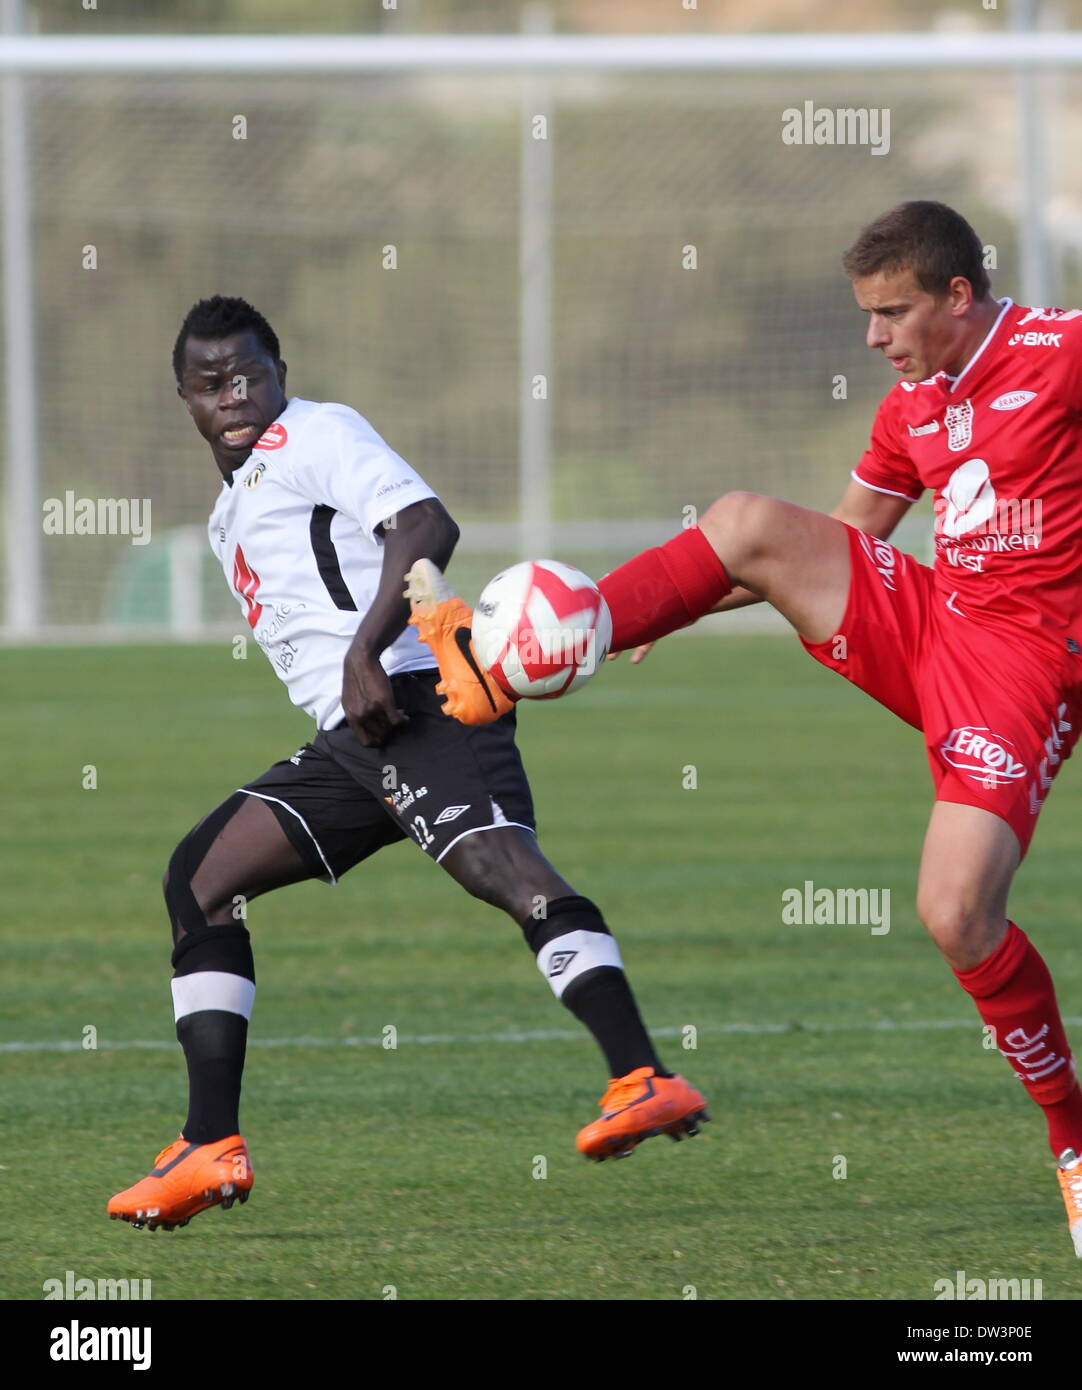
top-left (107, 1134), bottom-right (253, 1231)
top-left (404, 558), bottom-right (516, 725)
top-left (576, 1067), bottom-right (709, 1160)
top-left (1058, 1149), bottom-right (1082, 1257)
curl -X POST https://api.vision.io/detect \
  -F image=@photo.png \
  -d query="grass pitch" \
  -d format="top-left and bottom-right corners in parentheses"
top-left (3, 635), bottom-right (1082, 1300)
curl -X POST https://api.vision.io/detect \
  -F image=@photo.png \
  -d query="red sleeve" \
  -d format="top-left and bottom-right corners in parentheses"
top-left (852, 391), bottom-right (925, 502)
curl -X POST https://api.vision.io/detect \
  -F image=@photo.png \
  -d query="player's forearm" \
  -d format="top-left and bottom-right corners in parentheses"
top-left (350, 502), bottom-right (459, 660)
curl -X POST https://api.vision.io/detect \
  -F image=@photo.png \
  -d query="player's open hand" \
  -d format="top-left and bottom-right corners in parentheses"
top-left (606, 642), bottom-right (655, 665)
top-left (342, 652), bottom-right (409, 746)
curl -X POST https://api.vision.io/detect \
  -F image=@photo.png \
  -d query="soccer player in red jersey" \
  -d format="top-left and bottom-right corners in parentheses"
top-left (416, 201), bottom-right (1082, 1254)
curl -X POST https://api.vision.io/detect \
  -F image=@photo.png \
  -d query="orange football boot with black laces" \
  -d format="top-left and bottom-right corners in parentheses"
top-left (405, 559), bottom-right (516, 726)
top-left (107, 1134), bottom-right (253, 1231)
top-left (576, 1067), bottom-right (709, 1160)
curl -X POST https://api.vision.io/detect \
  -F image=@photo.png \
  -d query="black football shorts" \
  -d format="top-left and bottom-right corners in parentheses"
top-left (237, 668), bottom-right (536, 882)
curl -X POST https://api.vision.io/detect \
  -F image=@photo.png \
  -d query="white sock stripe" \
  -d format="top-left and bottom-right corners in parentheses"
top-left (171, 971), bottom-right (256, 1023)
top-left (536, 929), bottom-right (623, 999)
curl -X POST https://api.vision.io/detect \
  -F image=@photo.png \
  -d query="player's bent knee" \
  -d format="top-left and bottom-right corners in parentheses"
top-left (699, 492), bottom-right (775, 572)
top-left (164, 835), bottom-right (202, 941)
top-left (917, 897), bottom-right (1006, 967)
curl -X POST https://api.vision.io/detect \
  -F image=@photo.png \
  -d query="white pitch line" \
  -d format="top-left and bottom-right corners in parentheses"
top-left (6, 1016), bottom-right (1078, 1054)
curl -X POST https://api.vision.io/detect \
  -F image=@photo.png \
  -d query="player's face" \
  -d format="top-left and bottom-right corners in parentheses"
top-left (177, 330), bottom-right (288, 472)
top-left (852, 268), bottom-right (970, 383)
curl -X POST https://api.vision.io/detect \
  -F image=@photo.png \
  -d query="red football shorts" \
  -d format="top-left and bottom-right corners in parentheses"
top-left (801, 524), bottom-right (1082, 856)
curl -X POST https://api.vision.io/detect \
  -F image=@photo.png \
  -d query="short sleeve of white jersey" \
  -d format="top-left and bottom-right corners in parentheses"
top-left (283, 403), bottom-right (437, 537)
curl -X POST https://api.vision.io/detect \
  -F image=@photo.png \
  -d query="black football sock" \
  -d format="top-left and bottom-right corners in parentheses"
top-left (171, 925), bottom-right (255, 1145)
top-left (521, 894), bottom-right (670, 1079)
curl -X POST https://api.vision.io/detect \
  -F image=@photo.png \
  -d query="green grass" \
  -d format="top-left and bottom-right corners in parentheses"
top-left (3, 636), bottom-right (1081, 1300)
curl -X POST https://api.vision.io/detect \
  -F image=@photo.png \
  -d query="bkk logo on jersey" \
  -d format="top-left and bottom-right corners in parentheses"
top-left (857, 530), bottom-right (900, 592)
top-left (254, 423), bottom-right (288, 450)
top-left (990, 390), bottom-right (1037, 411)
top-left (944, 398), bottom-right (973, 452)
top-left (940, 727), bottom-right (1027, 786)
top-left (1008, 331), bottom-right (1062, 347)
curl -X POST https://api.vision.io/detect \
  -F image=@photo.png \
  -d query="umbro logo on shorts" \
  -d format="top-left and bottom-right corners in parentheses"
top-left (434, 804), bottom-right (470, 824)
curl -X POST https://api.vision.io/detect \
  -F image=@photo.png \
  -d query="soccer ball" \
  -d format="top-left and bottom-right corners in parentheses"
top-left (472, 560), bottom-right (612, 699)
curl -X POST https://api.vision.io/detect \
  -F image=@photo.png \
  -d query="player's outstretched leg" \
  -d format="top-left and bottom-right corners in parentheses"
top-left (405, 559), bottom-right (516, 725)
top-left (108, 792), bottom-right (315, 1230)
top-left (439, 826), bottom-right (708, 1160)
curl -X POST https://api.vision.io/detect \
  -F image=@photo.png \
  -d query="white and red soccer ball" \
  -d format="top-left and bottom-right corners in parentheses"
top-left (472, 560), bottom-right (612, 699)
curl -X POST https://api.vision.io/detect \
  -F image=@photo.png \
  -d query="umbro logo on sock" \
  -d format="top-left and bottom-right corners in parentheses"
top-left (547, 950), bottom-right (578, 977)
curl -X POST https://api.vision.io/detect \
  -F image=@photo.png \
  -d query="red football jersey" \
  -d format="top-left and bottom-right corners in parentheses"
top-left (853, 298), bottom-right (1082, 659)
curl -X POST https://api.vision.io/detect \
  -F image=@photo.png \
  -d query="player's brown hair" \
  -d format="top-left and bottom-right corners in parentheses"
top-left (841, 201), bottom-right (991, 300)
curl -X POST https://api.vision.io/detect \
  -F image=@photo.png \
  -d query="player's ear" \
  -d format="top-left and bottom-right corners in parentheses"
top-left (177, 384), bottom-right (193, 416)
top-left (949, 275), bottom-right (974, 316)
top-left (277, 359), bottom-right (287, 391)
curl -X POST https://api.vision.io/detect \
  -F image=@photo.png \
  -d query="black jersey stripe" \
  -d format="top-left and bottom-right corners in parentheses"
top-left (309, 505), bottom-right (358, 611)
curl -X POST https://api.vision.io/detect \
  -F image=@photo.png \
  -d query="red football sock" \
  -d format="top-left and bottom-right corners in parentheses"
top-left (598, 527), bottom-right (732, 653)
top-left (954, 922), bottom-right (1082, 1157)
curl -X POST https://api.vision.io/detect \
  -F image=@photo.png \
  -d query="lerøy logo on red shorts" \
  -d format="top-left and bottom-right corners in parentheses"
top-left (255, 422), bottom-right (288, 450)
top-left (940, 727), bottom-right (1027, 786)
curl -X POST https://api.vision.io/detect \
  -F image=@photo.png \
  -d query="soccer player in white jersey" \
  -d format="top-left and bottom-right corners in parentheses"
top-left (106, 297), bottom-right (706, 1231)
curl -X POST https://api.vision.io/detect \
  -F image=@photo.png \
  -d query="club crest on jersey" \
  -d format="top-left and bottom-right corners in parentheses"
top-left (941, 727), bottom-right (1027, 786)
top-left (244, 462), bottom-right (266, 489)
top-left (944, 398), bottom-right (973, 452)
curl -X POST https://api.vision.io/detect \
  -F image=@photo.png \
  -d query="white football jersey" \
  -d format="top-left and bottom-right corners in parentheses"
top-left (207, 396), bottom-right (439, 729)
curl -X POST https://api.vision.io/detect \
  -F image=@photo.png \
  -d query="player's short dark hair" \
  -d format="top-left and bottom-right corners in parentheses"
top-left (841, 201), bottom-right (991, 301)
top-left (172, 295), bottom-right (281, 383)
